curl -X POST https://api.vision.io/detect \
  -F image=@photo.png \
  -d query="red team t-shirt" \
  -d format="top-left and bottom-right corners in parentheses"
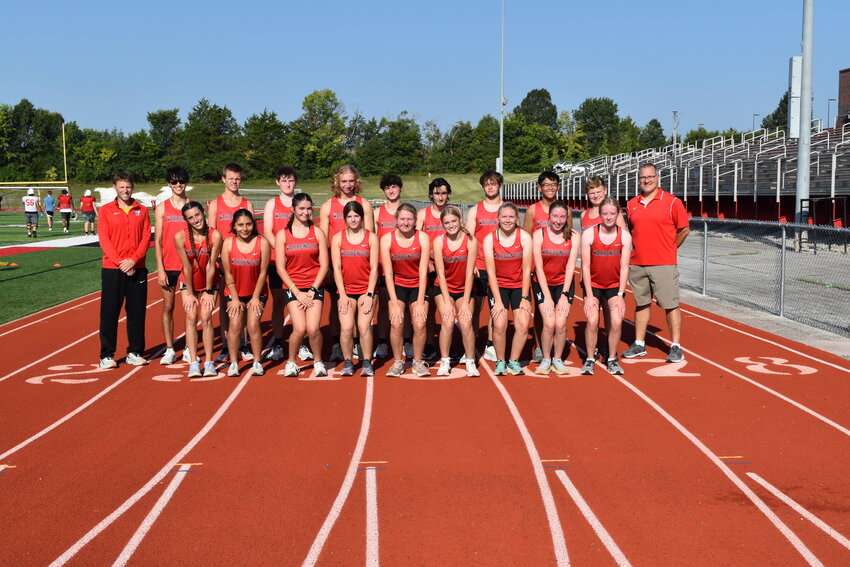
top-left (284, 225), bottom-right (321, 289)
top-left (375, 204), bottom-right (397, 239)
top-left (440, 234), bottom-right (470, 294)
top-left (492, 230), bottom-right (524, 289)
top-left (421, 206), bottom-right (445, 241)
top-left (269, 197), bottom-right (293, 266)
top-left (473, 202), bottom-right (499, 271)
top-left (328, 196), bottom-right (363, 242)
top-left (626, 189), bottom-right (687, 266)
top-left (181, 228), bottom-right (220, 291)
top-left (227, 236), bottom-right (265, 298)
top-left (214, 195), bottom-right (250, 236)
top-left (539, 228), bottom-right (572, 287)
top-left (390, 230), bottom-right (422, 288)
top-left (529, 202), bottom-right (549, 231)
top-left (161, 199), bottom-right (186, 271)
top-left (339, 230), bottom-right (372, 295)
top-left (80, 196), bottom-right (96, 212)
top-left (589, 226), bottom-right (623, 290)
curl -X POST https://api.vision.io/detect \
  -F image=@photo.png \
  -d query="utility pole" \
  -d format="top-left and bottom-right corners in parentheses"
top-left (795, 0), bottom-right (813, 223)
top-left (672, 111), bottom-right (679, 146)
top-left (497, 0), bottom-right (506, 174)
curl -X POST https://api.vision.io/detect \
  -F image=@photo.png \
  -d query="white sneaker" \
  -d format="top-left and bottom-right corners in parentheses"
top-left (403, 342), bottom-right (414, 359)
top-left (465, 359), bottom-right (480, 377)
top-left (437, 359), bottom-right (452, 376)
top-left (251, 361), bottom-right (264, 376)
top-left (483, 345), bottom-right (497, 362)
top-left (284, 361), bottom-right (300, 377)
top-left (99, 356), bottom-right (118, 369)
top-left (298, 344), bottom-right (314, 361)
top-left (329, 343), bottom-right (343, 362)
top-left (160, 347), bottom-right (176, 365)
top-left (188, 362), bottom-right (202, 377)
top-left (203, 361), bottom-right (217, 377)
top-left (227, 361), bottom-right (240, 377)
top-left (265, 344), bottom-right (284, 361)
top-left (314, 361), bottom-right (328, 377)
top-left (373, 343), bottom-right (389, 359)
top-left (126, 353), bottom-right (147, 366)
top-left (239, 347), bottom-right (254, 361)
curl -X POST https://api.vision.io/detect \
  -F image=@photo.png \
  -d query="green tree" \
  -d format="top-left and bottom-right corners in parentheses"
top-left (430, 120), bottom-right (477, 173)
top-left (504, 114), bottom-right (559, 173)
top-left (556, 110), bottom-right (588, 162)
top-left (761, 91), bottom-right (788, 131)
top-left (513, 88), bottom-right (558, 130)
top-left (147, 109), bottom-right (181, 156)
top-left (354, 112), bottom-right (423, 176)
top-left (292, 89), bottom-right (348, 179)
top-left (639, 118), bottom-right (666, 149)
top-left (574, 97), bottom-right (620, 157)
top-left (683, 126), bottom-right (721, 147)
top-left (2, 99), bottom-right (65, 181)
top-left (615, 117), bottom-right (642, 154)
top-left (469, 114), bottom-right (499, 172)
top-left (242, 109), bottom-right (287, 178)
top-left (180, 98), bottom-right (241, 180)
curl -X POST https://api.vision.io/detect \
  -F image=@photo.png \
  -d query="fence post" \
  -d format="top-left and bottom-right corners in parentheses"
top-left (780, 224), bottom-right (786, 317)
top-left (701, 219), bottom-right (708, 294)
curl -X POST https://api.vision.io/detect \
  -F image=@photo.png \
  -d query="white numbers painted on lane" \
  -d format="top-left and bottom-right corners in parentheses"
top-left (734, 357), bottom-right (817, 376)
top-left (620, 358), bottom-right (701, 377)
top-left (26, 363), bottom-right (109, 384)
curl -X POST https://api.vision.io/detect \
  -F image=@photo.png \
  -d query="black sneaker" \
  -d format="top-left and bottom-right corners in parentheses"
top-left (422, 343), bottom-right (438, 361)
top-left (622, 342), bottom-right (647, 358)
top-left (340, 359), bottom-right (355, 376)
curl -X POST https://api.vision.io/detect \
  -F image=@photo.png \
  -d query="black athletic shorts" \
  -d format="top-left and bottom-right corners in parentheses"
top-left (591, 287), bottom-right (620, 303)
top-left (488, 287), bottom-right (524, 310)
top-left (284, 287), bottom-right (325, 304)
top-left (532, 279), bottom-right (575, 307)
top-left (474, 270), bottom-right (490, 297)
top-left (433, 288), bottom-right (465, 301)
top-left (225, 294), bottom-right (268, 305)
top-left (164, 270), bottom-right (181, 288)
top-left (394, 284), bottom-right (429, 304)
top-left (267, 267), bottom-right (284, 290)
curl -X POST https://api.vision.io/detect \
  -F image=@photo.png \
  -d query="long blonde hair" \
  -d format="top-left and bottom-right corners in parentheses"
top-left (439, 206), bottom-right (470, 236)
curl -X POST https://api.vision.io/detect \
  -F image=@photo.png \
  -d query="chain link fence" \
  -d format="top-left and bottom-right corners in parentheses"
top-left (679, 218), bottom-right (850, 337)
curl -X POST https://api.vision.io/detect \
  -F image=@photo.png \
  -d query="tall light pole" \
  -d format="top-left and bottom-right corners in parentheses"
top-left (497, 0), bottom-right (506, 174)
top-left (672, 110), bottom-right (679, 145)
top-left (752, 113), bottom-right (761, 132)
top-left (828, 98), bottom-right (836, 129)
top-left (795, 0), bottom-right (814, 223)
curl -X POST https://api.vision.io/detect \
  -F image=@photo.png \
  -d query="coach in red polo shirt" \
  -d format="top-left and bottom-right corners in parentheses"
top-left (98, 171), bottom-right (151, 369)
top-left (622, 163), bottom-right (690, 363)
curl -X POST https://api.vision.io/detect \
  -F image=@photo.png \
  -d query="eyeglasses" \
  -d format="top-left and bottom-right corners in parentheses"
top-left (638, 175), bottom-right (657, 181)
top-left (540, 183), bottom-right (559, 188)
top-left (168, 180), bottom-right (187, 185)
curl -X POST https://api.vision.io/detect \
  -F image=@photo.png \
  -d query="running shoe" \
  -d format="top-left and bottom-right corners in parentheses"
top-left (373, 343), bottom-right (389, 359)
top-left (551, 358), bottom-right (570, 375)
top-left (422, 344), bottom-right (438, 361)
top-left (214, 352), bottom-right (228, 363)
top-left (666, 345), bottom-right (685, 363)
top-left (403, 342), bottom-right (414, 359)
top-left (507, 360), bottom-right (523, 375)
top-left (536, 359), bottom-right (552, 375)
top-left (298, 344), bottom-right (313, 361)
top-left (386, 359), bottom-right (405, 377)
top-left (622, 342), bottom-right (647, 359)
top-left (412, 360), bottom-right (430, 377)
top-left (465, 359), bottom-right (480, 377)
top-left (32, 230), bottom-right (37, 238)
top-left (580, 358), bottom-right (595, 375)
top-left (436, 358), bottom-right (452, 376)
top-left (126, 353), bottom-right (147, 366)
top-left (99, 356), bottom-right (118, 369)
top-left (284, 361), bottom-right (299, 377)
top-left (353, 343), bottom-right (363, 360)
top-left (340, 360), bottom-right (355, 376)
top-left (227, 361), bottom-right (240, 377)
top-left (494, 360), bottom-right (507, 375)
top-left (188, 362), bottom-right (202, 377)
top-left (329, 343), bottom-right (343, 362)
top-left (203, 361), bottom-right (217, 377)
top-left (160, 347), bottom-right (176, 365)
top-left (532, 347), bottom-right (544, 364)
top-left (607, 357), bottom-right (624, 375)
top-left (360, 360), bottom-right (375, 377)
top-left (251, 361), bottom-right (264, 376)
top-left (239, 347), bottom-right (254, 361)
top-left (483, 344), bottom-right (497, 362)
top-left (266, 344), bottom-right (284, 361)
top-left (314, 361), bottom-right (328, 377)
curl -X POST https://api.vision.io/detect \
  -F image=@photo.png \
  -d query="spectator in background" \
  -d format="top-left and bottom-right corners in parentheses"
top-left (98, 172), bottom-right (150, 369)
top-left (58, 189), bottom-right (74, 233)
top-left (23, 188), bottom-right (42, 238)
top-left (622, 163), bottom-right (690, 363)
top-left (80, 189), bottom-right (98, 236)
top-left (43, 190), bottom-right (56, 231)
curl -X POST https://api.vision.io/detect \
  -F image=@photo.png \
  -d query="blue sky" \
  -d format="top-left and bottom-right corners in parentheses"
top-left (4, 0), bottom-right (847, 139)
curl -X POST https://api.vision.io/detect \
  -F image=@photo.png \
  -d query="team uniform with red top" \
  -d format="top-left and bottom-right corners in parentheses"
top-left (181, 228), bottom-right (220, 292)
top-left (267, 198), bottom-right (293, 288)
top-left (339, 230), bottom-right (372, 296)
top-left (421, 207), bottom-right (445, 241)
top-left (160, 199), bottom-right (187, 285)
top-left (98, 198), bottom-right (151, 360)
top-left (580, 209), bottom-right (603, 230)
top-left (389, 230), bottom-right (426, 303)
top-left (282, 225), bottom-right (323, 302)
top-left (328, 196), bottom-right (363, 242)
top-left (488, 229), bottom-right (526, 311)
top-left (80, 196), bottom-right (96, 212)
top-left (529, 202), bottom-right (549, 231)
top-left (58, 194), bottom-right (73, 212)
top-left (375, 204), bottom-right (397, 239)
top-left (590, 226), bottom-right (623, 289)
top-left (438, 234), bottom-right (470, 298)
top-left (213, 195), bottom-right (250, 236)
top-left (226, 236), bottom-right (268, 301)
top-left (533, 228), bottom-right (575, 305)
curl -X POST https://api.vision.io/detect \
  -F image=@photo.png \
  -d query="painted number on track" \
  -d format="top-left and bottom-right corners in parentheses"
top-left (734, 357), bottom-right (817, 375)
top-left (620, 358), bottom-right (701, 377)
top-left (26, 364), bottom-right (109, 384)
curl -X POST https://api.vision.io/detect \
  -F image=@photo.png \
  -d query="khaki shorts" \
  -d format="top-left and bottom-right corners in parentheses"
top-left (628, 265), bottom-right (680, 309)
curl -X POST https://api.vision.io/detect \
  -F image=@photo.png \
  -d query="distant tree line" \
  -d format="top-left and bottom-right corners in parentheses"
top-left (0, 88), bottom-right (778, 184)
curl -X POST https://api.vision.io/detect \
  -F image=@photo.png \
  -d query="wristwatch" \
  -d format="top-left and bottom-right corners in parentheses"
top-left (616, 291), bottom-right (625, 297)
top-left (521, 295), bottom-right (531, 301)
top-left (309, 286), bottom-right (318, 293)
top-left (366, 291), bottom-right (374, 297)
top-left (203, 289), bottom-right (216, 295)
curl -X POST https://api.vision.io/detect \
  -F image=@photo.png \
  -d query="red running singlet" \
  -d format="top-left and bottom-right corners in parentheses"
top-left (441, 233), bottom-right (470, 294)
top-left (181, 228), bottom-right (220, 291)
top-left (269, 198), bottom-right (293, 266)
top-left (390, 230), bottom-right (422, 288)
top-left (375, 204), bottom-right (397, 239)
top-left (284, 225), bottom-right (321, 288)
top-left (339, 230), bottom-right (372, 295)
top-left (227, 236), bottom-right (264, 298)
top-left (540, 228), bottom-right (572, 287)
top-left (493, 230), bottom-right (524, 289)
top-left (581, 209), bottom-right (603, 230)
top-left (422, 206), bottom-right (445, 241)
top-left (214, 195), bottom-right (250, 236)
top-left (589, 225), bottom-right (623, 289)
top-left (530, 202), bottom-right (549, 231)
top-left (161, 199), bottom-right (187, 271)
top-left (328, 196), bottom-right (363, 242)
top-left (473, 202), bottom-right (500, 270)
top-left (80, 196), bottom-right (96, 212)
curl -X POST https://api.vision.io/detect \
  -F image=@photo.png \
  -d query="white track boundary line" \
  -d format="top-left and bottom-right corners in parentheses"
top-left (0, 297), bottom-right (164, 384)
top-left (554, 470), bottom-right (631, 567)
top-left (365, 468), bottom-right (379, 567)
top-left (111, 464), bottom-right (195, 566)
top-left (303, 375), bottom-right (375, 567)
top-left (746, 473), bottom-right (850, 551)
top-left (49, 369), bottom-right (255, 566)
top-left (482, 362), bottom-right (570, 566)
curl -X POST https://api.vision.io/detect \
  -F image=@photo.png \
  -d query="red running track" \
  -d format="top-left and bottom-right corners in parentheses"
top-left (0, 278), bottom-right (848, 566)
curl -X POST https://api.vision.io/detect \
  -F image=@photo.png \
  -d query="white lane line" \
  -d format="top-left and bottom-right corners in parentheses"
top-left (0, 297), bottom-right (165, 383)
top-left (554, 470), bottom-right (631, 567)
top-left (365, 468), bottom-right (379, 567)
top-left (49, 369), bottom-right (255, 566)
top-left (747, 473), bottom-right (850, 551)
top-left (482, 362), bottom-right (570, 567)
top-left (610, 374), bottom-right (823, 566)
top-left (111, 464), bottom-right (195, 567)
top-left (303, 375), bottom-right (375, 567)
